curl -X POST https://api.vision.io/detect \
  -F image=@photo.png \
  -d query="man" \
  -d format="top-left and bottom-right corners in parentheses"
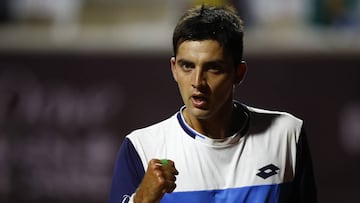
top-left (108, 5), bottom-right (317, 203)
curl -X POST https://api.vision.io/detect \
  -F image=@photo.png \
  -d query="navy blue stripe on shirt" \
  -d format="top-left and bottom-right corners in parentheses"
top-left (108, 138), bottom-right (145, 203)
top-left (176, 111), bottom-right (206, 139)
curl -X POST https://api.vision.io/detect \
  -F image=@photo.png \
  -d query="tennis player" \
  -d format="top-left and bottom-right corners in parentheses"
top-left (108, 5), bottom-right (317, 203)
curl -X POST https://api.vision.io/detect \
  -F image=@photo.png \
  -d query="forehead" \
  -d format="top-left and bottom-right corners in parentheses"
top-left (177, 40), bottom-right (227, 61)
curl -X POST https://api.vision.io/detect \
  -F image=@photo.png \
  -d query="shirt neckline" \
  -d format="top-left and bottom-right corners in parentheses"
top-left (176, 101), bottom-right (250, 146)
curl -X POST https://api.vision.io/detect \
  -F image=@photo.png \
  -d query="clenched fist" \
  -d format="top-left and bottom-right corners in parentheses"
top-left (134, 159), bottom-right (179, 203)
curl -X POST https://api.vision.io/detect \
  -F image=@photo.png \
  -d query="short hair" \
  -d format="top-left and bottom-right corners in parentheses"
top-left (172, 5), bottom-right (244, 66)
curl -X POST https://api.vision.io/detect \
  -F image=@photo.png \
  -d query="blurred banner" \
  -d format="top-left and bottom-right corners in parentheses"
top-left (0, 0), bottom-right (359, 53)
top-left (311, 0), bottom-right (360, 26)
top-left (0, 63), bottom-right (124, 203)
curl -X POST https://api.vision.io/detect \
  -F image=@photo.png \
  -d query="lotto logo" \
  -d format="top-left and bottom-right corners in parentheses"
top-left (256, 164), bottom-right (280, 179)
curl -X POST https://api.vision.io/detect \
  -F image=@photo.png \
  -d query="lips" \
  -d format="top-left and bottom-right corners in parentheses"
top-left (191, 94), bottom-right (208, 108)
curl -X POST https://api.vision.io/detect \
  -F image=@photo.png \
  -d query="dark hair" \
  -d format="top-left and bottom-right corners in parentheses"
top-left (172, 5), bottom-right (244, 66)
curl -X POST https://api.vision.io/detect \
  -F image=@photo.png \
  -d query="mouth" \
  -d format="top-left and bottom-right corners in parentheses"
top-left (191, 94), bottom-right (208, 108)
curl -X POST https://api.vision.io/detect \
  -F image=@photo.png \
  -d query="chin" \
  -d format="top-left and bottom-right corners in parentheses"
top-left (189, 108), bottom-right (212, 120)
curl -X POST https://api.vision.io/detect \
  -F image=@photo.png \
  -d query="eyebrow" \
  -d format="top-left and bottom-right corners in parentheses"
top-left (176, 58), bottom-right (226, 66)
top-left (203, 60), bottom-right (226, 67)
top-left (176, 59), bottom-right (194, 65)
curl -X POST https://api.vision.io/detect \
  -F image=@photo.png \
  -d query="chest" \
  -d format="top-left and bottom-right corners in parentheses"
top-left (163, 133), bottom-right (296, 192)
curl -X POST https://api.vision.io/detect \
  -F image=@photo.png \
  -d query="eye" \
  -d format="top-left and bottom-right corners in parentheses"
top-left (208, 66), bottom-right (221, 73)
top-left (206, 64), bottom-right (224, 74)
top-left (180, 62), bottom-right (194, 71)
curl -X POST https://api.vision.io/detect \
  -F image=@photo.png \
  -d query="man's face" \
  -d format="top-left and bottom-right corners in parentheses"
top-left (171, 40), bottom-right (241, 121)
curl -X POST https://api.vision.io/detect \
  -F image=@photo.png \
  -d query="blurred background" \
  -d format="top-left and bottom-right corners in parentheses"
top-left (0, 0), bottom-right (359, 202)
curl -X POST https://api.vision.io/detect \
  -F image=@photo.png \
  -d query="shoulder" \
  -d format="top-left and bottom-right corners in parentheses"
top-left (242, 104), bottom-right (304, 138)
top-left (126, 113), bottom-right (179, 142)
top-left (249, 105), bottom-right (302, 125)
top-left (122, 112), bottom-right (181, 164)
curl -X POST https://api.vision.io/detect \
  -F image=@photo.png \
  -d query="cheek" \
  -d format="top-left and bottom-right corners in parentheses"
top-left (176, 74), bottom-right (191, 88)
top-left (177, 80), bottom-right (189, 95)
top-left (210, 79), bottom-right (234, 97)
top-left (211, 76), bottom-right (233, 90)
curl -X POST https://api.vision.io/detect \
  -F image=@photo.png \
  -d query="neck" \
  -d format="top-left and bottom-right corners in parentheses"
top-left (184, 101), bottom-right (234, 139)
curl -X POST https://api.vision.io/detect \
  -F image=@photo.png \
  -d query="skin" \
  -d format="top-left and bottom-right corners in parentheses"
top-left (171, 40), bottom-right (246, 139)
top-left (134, 159), bottom-right (178, 203)
top-left (134, 39), bottom-right (246, 203)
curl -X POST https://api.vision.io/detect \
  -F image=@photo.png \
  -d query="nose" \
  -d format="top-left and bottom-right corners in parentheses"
top-left (192, 68), bottom-right (205, 89)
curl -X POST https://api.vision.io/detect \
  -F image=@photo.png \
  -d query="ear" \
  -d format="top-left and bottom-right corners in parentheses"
top-left (170, 56), bottom-right (178, 82)
top-left (234, 61), bottom-right (247, 84)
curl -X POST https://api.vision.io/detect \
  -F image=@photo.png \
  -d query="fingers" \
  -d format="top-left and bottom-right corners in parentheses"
top-left (135, 159), bottom-right (179, 203)
top-left (159, 159), bottom-right (179, 175)
top-left (161, 161), bottom-right (177, 194)
top-left (165, 181), bottom-right (177, 193)
top-left (151, 159), bottom-right (178, 193)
